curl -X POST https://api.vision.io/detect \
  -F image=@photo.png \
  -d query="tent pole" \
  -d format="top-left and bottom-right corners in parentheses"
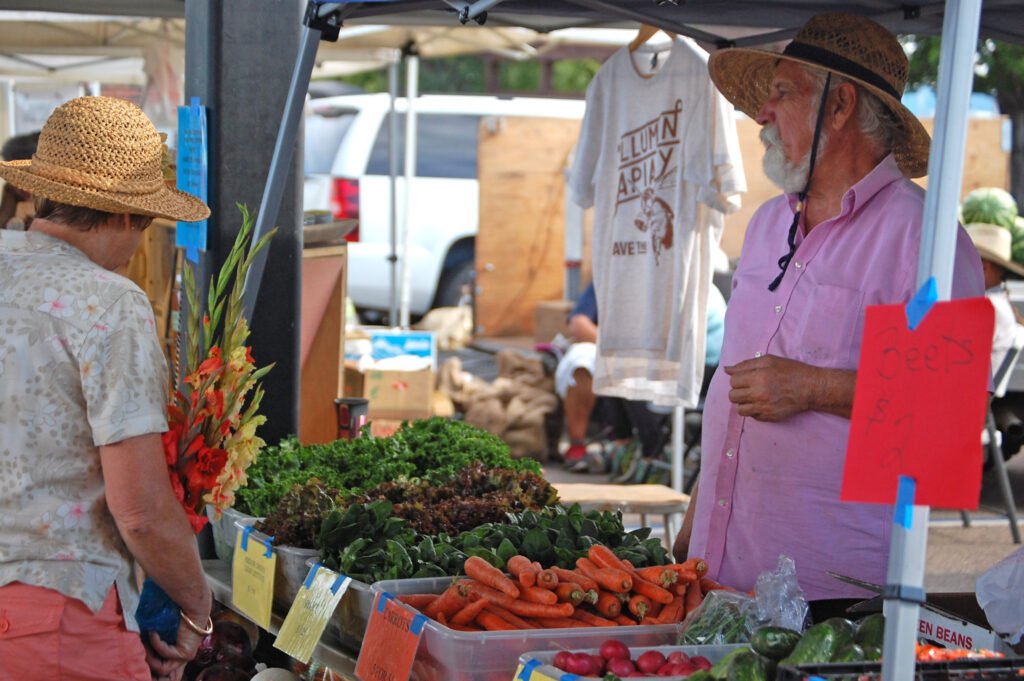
top-left (388, 59), bottom-right (400, 325)
top-left (883, 2), bottom-right (982, 680)
top-left (399, 52), bottom-right (419, 329)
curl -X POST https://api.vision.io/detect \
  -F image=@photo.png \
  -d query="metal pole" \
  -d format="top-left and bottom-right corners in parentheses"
top-left (241, 21), bottom-right (320, 323)
top-left (399, 53), bottom-right (418, 329)
top-left (883, 2), bottom-right (982, 679)
top-left (672, 406), bottom-right (685, 493)
top-left (388, 59), bottom-right (400, 326)
top-left (564, 168), bottom-right (583, 301)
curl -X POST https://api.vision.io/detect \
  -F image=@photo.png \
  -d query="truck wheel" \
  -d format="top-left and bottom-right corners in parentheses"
top-left (434, 261), bottom-right (475, 309)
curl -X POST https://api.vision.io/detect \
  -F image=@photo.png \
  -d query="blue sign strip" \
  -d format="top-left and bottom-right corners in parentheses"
top-left (304, 562), bottom-right (322, 589)
top-left (331, 574), bottom-right (351, 595)
top-left (176, 96), bottom-right (208, 263)
top-left (241, 525), bottom-right (252, 551)
top-left (905, 277), bottom-right (938, 331)
top-left (895, 475), bottom-right (916, 529)
top-left (377, 591), bottom-right (395, 612)
top-left (518, 659), bottom-right (542, 681)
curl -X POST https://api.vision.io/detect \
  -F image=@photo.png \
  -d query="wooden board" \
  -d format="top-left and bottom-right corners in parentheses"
top-left (476, 116), bottom-right (591, 337)
top-left (720, 116), bottom-right (1011, 259)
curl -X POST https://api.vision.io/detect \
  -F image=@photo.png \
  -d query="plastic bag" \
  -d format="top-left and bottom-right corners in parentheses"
top-left (678, 555), bottom-right (809, 645)
top-left (976, 547), bottom-right (1024, 645)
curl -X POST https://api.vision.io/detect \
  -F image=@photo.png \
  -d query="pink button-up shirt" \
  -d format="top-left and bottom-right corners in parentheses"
top-left (689, 155), bottom-right (984, 600)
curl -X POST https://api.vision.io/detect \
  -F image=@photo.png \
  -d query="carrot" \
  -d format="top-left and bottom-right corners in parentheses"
top-left (450, 598), bottom-right (489, 626)
top-left (464, 555), bottom-right (519, 598)
top-left (477, 611), bottom-right (516, 631)
top-left (484, 604), bottom-right (538, 629)
top-left (594, 591), bottom-right (622, 618)
top-left (521, 586), bottom-right (558, 605)
top-left (656, 593), bottom-right (685, 624)
top-left (554, 582), bottom-right (586, 607)
top-left (668, 564), bottom-right (699, 583)
top-left (447, 622), bottom-right (481, 632)
top-left (583, 589), bottom-right (600, 605)
top-left (640, 616), bottom-right (661, 625)
top-left (505, 600), bottom-right (574, 619)
top-left (424, 582), bottom-right (471, 619)
top-left (396, 593), bottom-right (439, 609)
top-left (648, 600), bottom-right (663, 618)
top-left (550, 566), bottom-right (599, 593)
top-left (437, 611), bottom-right (448, 626)
top-left (679, 557), bottom-right (709, 578)
top-left (683, 579), bottom-right (703, 617)
top-left (588, 545), bottom-right (635, 574)
top-left (699, 576), bottom-right (736, 594)
top-left (671, 581), bottom-right (689, 597)
top-left (536, 569), bottom-right (559, 590)
top-left (615, 614), bottom-right (639, 626)
top-left (507, 555), bottom-right (540, 588)
top-left (630, 575), bottom-right (675, 605)
top-left (464, 580), bottom-right (519, 609)
top-left (628, 594), bottom-right (652, 620)
top-left (533, 617), bottom-right (587, 629)
top-left (571, 609), bottom-right (618, 627)
top-left (635, 566), bottom-right (678, 588)
top-left (575, 558), bottom-right (632, 593)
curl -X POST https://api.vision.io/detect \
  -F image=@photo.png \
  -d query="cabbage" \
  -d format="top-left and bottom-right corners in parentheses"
top-left (961, 187), bottom-right (1019, 229)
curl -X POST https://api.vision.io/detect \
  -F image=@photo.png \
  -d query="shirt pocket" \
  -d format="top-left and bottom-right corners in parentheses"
top-left (794, 283), bottom-right (864, 368)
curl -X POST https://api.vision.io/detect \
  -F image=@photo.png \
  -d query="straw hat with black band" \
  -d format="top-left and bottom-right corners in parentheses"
top-left (0, 96), bottom-right (209, 223)
top-left (966, 223), bottom-right (1024, 279)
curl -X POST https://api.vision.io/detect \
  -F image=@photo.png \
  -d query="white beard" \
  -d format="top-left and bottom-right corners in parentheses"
top-left (760, 123), bottom-right (828, 194)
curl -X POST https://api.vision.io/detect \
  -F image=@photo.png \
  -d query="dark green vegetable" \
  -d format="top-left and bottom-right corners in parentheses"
top-left (854, 613), bottom-right (885, 650)
top-left (832, 642), bottom-right (865, 662)
top-left (780, 618), bottom-right (855, 666)
top-left (687, 671), bottom-right (713, 681)
top-left (725, 650), bottom-right (767, 681)
top-left (681, 592), bottom-right (752, 645)
top-left (254, 478), bottom-right (341, 548)
top-left (710, 647), bottom-right (752, 680)
top-left (750, 625), bottom-right (802, 660)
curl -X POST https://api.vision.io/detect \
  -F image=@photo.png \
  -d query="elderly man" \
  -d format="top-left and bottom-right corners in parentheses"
top-left (673, 13), bottom-right (984, 618)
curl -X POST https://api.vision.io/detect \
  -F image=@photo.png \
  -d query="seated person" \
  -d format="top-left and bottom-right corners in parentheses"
top-left (0, 131), bottom-right (40, 230)
top-left (556, 281), bottom-right (726, 471)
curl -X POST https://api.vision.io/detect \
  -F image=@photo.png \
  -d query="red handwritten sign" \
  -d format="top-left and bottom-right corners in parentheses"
top-left (841, 298), bottom-right (993, 508)
top-left (355, 592), bottom-right (426, 681)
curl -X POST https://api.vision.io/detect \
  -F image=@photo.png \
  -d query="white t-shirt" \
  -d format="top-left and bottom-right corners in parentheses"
top-left (987, 285), bottom-right (1019, 385)
top-left (568, 38), bottom-right (745, 406)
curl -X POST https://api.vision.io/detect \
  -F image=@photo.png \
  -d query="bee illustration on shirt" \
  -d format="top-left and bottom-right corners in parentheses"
top-left (634, 173), bottom-right (676, 265)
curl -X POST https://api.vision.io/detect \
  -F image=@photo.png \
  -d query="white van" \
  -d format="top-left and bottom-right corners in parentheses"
top-left (303, 93), bottom-right (586, 318)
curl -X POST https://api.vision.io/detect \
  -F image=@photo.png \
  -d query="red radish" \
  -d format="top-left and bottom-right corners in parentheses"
top-left (657, 663), bottom-right (678, 676)
top-left (606, 657), bottom-right (636, 677)
top-left (659, 663), bottom-right (694, 675)
top-left (553, 651), bottom-right (571, 671)
top-left (599, 639), bottom-right (631, 661)
top-left (636, 650), bottom-right (668, 674)
top-left (564, 653), bottom-right (595, 676)
top-left (690, 656), bottom-right (712, 670)
top-left (667, 651), bottom-right (690, 665)
top-left (590, 654), bottom-right (606, 676)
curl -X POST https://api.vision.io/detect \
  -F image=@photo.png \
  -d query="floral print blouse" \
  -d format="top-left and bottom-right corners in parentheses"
top-left (0, 230), bottom-right (168, 630)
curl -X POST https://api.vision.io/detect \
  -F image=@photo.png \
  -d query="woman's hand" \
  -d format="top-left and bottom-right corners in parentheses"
top-left (144, 622), bottom-right (206, 681)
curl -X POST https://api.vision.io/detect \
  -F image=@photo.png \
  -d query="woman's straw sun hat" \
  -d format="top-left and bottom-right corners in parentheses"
top-left (0, 96), bottom-right (209, 223)
top-left (708, 12), bottom-right (930, 179)
top-left (966, 223), bottom-right (1024, 278)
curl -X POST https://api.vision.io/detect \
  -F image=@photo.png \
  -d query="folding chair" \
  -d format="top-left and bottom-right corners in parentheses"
top-left (962, 324), bottom-right (1024, 544)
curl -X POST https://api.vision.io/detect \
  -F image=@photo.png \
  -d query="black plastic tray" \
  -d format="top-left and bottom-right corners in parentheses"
top-left (776, 656), bottom-right (1024, 680)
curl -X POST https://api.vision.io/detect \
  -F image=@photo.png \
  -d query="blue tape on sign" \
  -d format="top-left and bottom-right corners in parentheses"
top-left (410, 613), bottom-right (427, 635)
top-left (240, 525), bottom-right (252, 551)
top-left (304, 562), bottom-right (322, 589)
top-left (809, 677), bottom-right (828, 681)
top-left (905, 277), bottom-right (938, 331)
top-left (518, 659), bottom-right (542, 681)
top-left (330, 575), bottom-right (351, 595)
top-left (895, 475), bottom-right (916, 529)
top-left (560, 674), bottom-right (581, 681)
top-left (377, 591), bottom-right (395, 612)
top-left (262, 535), bottom-right (274, 558)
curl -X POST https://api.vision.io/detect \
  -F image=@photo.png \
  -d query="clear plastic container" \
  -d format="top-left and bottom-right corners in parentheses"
top-left (372, 577), bottom-right (683, 681)
top-left (304, 556), bottom-right (375, 655)
top-left (273, 544), bottom-right (319, 610)
top-left (516, 644), bottom-right (743, 680)
top-left (207, 506), bottom-right (257, 564)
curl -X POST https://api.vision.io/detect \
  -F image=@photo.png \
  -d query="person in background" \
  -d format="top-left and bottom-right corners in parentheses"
top-left (0, 97), bottom-right (211, 681)
top-left (557, 280), bottom-right (726, 472)
top-left (0, 130), bottom-right (40, 229)
top-left (674, 13), bottom-right (984, 620)
top-left (966, 223), bottom-right (1024, 376)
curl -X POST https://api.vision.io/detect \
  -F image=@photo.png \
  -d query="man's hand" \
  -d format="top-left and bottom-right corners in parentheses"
top-left (145, 624), bottom-right (206, 681)
top-left (725, 355), bottom-right (856, 420)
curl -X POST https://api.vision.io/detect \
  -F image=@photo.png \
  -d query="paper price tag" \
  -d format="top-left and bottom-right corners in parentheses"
top-left (274, 564), bottom-right (351, 664)
top-left (514, 659), bottom-right (562, 681)
top-left (355, 592), bottom-right (426, 681)
top-left (842, 298), bottom-right (993, 508)
top-left (231, 525), bottom-right (276, 629)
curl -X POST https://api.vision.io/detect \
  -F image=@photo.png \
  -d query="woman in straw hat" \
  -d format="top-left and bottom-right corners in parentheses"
top-left (672, 13), bottom-right (985, 619)
top-left (966, 223), bottom-right (1024, 385)
top-left (0, 96), bottom-right (211, 680)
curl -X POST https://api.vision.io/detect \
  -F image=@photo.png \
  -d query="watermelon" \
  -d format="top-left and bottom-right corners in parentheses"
top-left (1012, 216), bottom-right (1024, 265)
top-left (961, 187), bottom-right (1019, 229)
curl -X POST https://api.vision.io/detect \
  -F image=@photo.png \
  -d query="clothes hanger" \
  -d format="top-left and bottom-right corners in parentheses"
top-left (628, 23), bottom-right (678, 52)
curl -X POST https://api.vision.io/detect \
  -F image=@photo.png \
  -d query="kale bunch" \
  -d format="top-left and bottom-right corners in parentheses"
top-left (254, 478), bottom-right (343, 548)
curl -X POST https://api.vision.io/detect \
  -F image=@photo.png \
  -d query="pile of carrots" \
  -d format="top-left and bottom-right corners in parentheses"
top-left (394, 545), bottom-right (735, 632)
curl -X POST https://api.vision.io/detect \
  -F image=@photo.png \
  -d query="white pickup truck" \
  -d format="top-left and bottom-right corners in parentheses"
top-left (303, 93), bottom-right (585, 319)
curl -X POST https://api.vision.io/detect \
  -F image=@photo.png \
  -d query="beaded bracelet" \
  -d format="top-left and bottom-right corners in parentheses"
top-left (180, 611), bottom-right (214, 637)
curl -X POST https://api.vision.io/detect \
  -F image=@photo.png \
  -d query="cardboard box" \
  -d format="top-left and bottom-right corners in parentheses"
top-left (534, 300), bottom-right (573, 343)
top-left (344, 362), bottom-right (433, 420)
top-left (345, 327), bottom-right (437, 369)
top-left (918, 592), bottom-right (1014, 653)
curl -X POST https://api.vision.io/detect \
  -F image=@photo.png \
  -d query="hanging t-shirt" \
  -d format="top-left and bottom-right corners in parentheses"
top-left (568, 37), bottom-right (745, 407)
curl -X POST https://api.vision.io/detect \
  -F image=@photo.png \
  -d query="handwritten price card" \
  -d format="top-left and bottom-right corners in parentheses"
top-left (274, 565), bottom-right (351, 664)
top-left (842, 298), bottom-right (993, 508)
top-left (231, 526), bottom-right (276, 629)
top-left (355, 592), bottom-right (426, 681)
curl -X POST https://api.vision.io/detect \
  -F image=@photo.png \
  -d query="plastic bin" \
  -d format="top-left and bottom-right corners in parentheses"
top-left (272, 544), bottom-right (319, 610)
top-left (303, 556), bottom-right (375, 655)
top-left (372, 577), bottom-right (683, 681)
top-left (516, 644), bottom-right (743, 680)
top-left (775, 657), bottom-right (1024, 681)
top-left (207, 506), bottom-right (257, 564)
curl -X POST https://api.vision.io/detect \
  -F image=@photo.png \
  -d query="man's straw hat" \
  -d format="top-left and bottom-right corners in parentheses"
top-left (0, 96), bottom-right (209, 223)
top-left (708, 13), bottom-right (930, 179)
top-left (966, 223), bottom-right (1024, 278)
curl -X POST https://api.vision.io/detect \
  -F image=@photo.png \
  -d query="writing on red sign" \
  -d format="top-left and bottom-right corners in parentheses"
top-left (355, 593), bottom-right (424, 681)
top-left (842, 298), bottom-right (993, 508)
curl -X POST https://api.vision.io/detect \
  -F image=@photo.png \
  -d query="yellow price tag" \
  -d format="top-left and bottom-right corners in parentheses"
top-left (274, 564), bottom-right (350, 664)
top-left (513, 659), bottom-right (560, 681)
top-left (231, 524), bottom-right (276, 629)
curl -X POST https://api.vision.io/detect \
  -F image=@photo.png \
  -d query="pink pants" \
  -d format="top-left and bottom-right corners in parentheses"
top-left (0, 582), bottom-right (151, 681)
